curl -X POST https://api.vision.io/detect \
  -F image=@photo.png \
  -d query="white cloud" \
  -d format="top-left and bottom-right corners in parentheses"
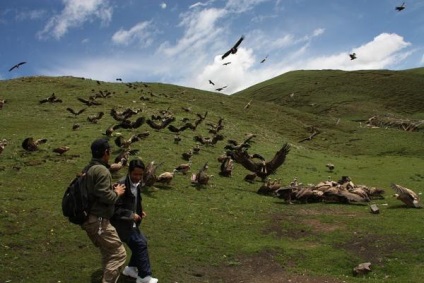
top-left (189, 2), bottom-right (210, 9)
top-left (225, 0), bottom-right (270, 13)
top-left (181, 32), bottom-right (412, 94)
top-left (159, 7), bottom-right (227, 57)
top-left (160, 3), bottom-right (167, 9)
top-left (37, 0), bottom-right (112, 40)
top-left (112, 21), bottom-right (153, 47)
top-left (16, 9), bottom-right (46, 21)
top-left (302, 33), bottom-right (411, 70)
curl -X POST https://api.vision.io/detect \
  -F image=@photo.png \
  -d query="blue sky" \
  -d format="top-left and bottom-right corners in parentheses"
top-left (1, 0), bottom-right (423, 94)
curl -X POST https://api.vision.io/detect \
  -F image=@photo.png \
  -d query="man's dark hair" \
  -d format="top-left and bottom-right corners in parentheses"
top-left (129, 159), bottom-right (145, 172)
top-left (91, 138), bottom-right (110, 158)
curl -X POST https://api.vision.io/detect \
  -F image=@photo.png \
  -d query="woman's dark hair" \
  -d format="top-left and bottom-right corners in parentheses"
top-left (129, 159), bottom-right (145, 172)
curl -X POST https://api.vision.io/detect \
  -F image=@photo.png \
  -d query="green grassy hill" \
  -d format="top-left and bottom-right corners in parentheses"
top-left (233, 68), bottom-right (424, 118)
top-left (0, 72), bottom-right (423, 282)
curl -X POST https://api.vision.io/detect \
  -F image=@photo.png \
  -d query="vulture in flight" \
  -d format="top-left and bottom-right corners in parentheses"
top-left (208, 80), bottom-right (215, 86)
top-left (77, 97), bottom-right (102, 106)
top-left (232, 143), bottom-right (291, 181)
top-left (391, 183), bottom-right (421, 208)
top-left (66, 107), bottom-right (86, 117)
top-left (146, 116), bottom-right (175, 130)
top-left (349, 53), bottom-right (357, 60)
top-left (114, 132), bottom-right (150, 149)
top-left (168, 123), bottom-right (196, 133)
top-left (221, 35), bottom-right (245, 60)
top-left (116, 116), bottom-right (146, 129)
top-left (39, 93), bottom-right (62, 104)
top-left (395, 2), bottom-right (405, 11)
top-left (9, 61), bottom-right (27, 72)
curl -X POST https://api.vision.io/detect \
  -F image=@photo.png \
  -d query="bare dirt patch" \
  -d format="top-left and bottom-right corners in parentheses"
top-left (191, 250), bottom-right (344, 283)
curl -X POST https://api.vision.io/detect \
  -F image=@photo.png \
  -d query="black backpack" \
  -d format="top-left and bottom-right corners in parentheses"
top-left (62, 165), bottom-right (93, 225)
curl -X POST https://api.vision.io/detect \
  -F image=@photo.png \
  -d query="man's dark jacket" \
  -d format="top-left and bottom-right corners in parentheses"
top-left (110, 175), bottom-right (143, 242)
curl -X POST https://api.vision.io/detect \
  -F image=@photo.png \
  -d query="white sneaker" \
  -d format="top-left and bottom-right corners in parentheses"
top-left (122, 266), bottom-right (138, 279)
top-left (136, 275), bottom-right (159, 283)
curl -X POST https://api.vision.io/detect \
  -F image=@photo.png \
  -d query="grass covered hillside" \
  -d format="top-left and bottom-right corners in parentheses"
top-left (0, 73), bottom-right (424, 283)
top-left (231, 68), bottom-right (424, 157)
top-left (233, 68), bottom-right (424, 118)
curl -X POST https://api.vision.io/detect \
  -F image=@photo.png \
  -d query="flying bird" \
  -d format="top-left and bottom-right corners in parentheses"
top-left (232, 143), bottom-right (291, 181)
top-left (66, 107), bottom-right (86, 117)
top-left (216, 86), bottom-right (227, 92)
top-left (39, 93), bottom-right (62, 104)
top-left (260, 55), bottom-right (268, 63)
top-left (77, 97), bottom-right (102, 106)
top-left (223, 62), bottom-right (231, 66)
top-left (244, 99), bottom-right (253, 109)
top-left (349, 53), bottom-right (357, 60)
top-left (9, 61), bottom-right (27, 72)
top-left (87, 111), bottom-right (104, 123)
top-left (116, 116), bottom-right (146, 129)
top-left (168, 123), bottom-right (196, 133)
top-left (221, 35), bottom-right (245, 60)
top-left (208, 80), bottom-right (215, 86)
top-left (114, 132), bottom-right (150, 149)
top-left (391, 183), bottom-right (421, 208)
top-left (395, 2), bottom-right (405, 11)
top-left (146, 116), bottom-right (175, 130)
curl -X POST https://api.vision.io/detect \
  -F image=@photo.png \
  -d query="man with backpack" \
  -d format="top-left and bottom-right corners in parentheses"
top-left (81, 138), bottom-right (127, 283)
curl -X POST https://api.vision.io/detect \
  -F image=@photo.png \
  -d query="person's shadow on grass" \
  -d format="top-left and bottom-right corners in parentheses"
top-left (91, 269), bottom-right (133, 283)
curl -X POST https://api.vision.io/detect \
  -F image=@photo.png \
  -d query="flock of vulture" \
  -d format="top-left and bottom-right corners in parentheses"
top-left (3, 1), bottom-right (418, 209)
top-left (0, 80), bottom-right (294, 192)
top-left (1, 77), bottom-right (420, 210)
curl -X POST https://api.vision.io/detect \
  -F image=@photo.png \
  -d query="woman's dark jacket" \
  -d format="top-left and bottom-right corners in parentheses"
top-left (110, 175), bottom-right (143, 242)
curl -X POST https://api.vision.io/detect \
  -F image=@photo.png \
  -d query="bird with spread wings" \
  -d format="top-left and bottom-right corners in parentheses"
top-left (395, 2), bottom-right (405, 11)
top-left (221, 36), bottom-right (245, 60)
top-left (232, 143), bottom-right (291, 181)
top-left (391, 183), bottom-right (421, 208)
top-left (9, 61), bottom-right (26, 72)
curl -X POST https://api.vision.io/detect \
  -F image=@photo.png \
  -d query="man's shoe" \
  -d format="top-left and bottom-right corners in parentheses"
top-left (136, 275), bottom-right (159, 283)
top-left (122, 266), bottom-right (138, 279)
